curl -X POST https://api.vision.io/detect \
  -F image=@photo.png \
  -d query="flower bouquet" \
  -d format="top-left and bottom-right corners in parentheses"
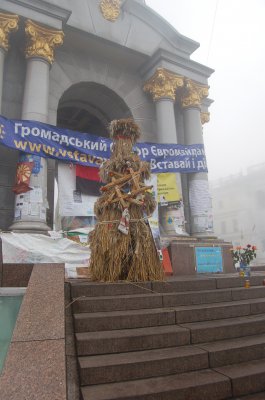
top-left (231, 245), bottom-right (257, 277)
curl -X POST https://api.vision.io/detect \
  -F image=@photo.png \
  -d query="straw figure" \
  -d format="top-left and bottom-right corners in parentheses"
top-left (89, 118), bottom-right (164, 282)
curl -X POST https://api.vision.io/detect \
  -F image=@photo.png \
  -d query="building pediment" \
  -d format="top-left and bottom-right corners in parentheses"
top-left (2, 0), bottom-right (198, 59)
top-left (0, 0), bottom-right (213, 82)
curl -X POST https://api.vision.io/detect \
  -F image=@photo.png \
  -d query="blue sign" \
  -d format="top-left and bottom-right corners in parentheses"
top-left (195, 247), bottom-right (223, 273)
top-left (0, 115), bottom-right (208, 173)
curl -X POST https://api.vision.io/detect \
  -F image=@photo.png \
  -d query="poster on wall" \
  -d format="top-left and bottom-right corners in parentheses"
top-left (13, 152), bottom-right (48, 221)
top-left (57, 163), bottom-right (98, 231)
top-left (195, 247), bottom-right (223, 273)
top-left (189, 179), bottom-right (213, 232)
top-left (157, 173), bottom-right (186, 236)
top-left (145, 174), bottom-right (160, 244)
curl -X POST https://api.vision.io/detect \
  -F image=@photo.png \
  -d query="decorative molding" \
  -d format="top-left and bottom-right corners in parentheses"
top-left (143, 68), bottom-right (184, 102)
top-left (100, 0), bottom-right (121, 22)
top-left (201, 112), bottom-right (210, 125)
top-left (0, 12), bottom-right (19, 51)
top-left (25, 19), bottom-right (64, 64)
top-left (181, 79), bottom-right (209, 109)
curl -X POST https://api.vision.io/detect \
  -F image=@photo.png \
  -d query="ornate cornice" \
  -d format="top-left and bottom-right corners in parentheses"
top-left (25, 20), bottom-right (64, 64)
top-left (100, 0), bottom-right (121, 22)
top-left (201, 112), bottom-right (210, 125)
top-left (143, 68), bottom-right (184, 102)
top-left (181, 79), bottom-right (209, 109)
top-left (0, 13), bottom-right (19, 51)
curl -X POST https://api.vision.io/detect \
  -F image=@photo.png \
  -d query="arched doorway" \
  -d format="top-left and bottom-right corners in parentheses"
top-left (57, 82), bottom-right (132, 136)
top-left (54, 82), bottom-right (132, 231)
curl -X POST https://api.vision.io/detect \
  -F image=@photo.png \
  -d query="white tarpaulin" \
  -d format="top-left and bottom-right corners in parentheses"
top-left (1, 233), bottom-right (90, 264)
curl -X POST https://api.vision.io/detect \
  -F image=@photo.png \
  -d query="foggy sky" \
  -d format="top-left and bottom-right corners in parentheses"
top-left (146, 0), bottom-right (265, 181)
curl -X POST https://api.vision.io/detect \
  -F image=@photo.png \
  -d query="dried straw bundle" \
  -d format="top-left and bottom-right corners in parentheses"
top-left (127, 205), bottom-right (164, 281)
top-left (110, 118), bottom-right (140, 143)
top-left (89, 206), bottom-right (131, 281)
top-left (89, 118), bottom-right (164, 282)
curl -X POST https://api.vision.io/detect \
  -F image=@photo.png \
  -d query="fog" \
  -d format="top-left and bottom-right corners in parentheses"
top-left (146, 0), bottom-right (265, 181)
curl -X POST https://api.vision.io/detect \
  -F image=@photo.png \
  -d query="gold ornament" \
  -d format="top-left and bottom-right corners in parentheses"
top-left (0, 13), bottom-right (19, 51)
top-left (181, 79), bottom-right (209, 109)
top-left (25, 20), bottom-right (64, 64)
top-left (100, 0), bottom-right (121, 22)
top-left (144, 68), bottom-right (184, 101)
top-left (201, 112), bottom-right (210, 125)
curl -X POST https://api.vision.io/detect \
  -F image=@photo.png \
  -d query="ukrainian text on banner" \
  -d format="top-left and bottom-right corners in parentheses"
top-left (0, 115), bottom-right (208, 173)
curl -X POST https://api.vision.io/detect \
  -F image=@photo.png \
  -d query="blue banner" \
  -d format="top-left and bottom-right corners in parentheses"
top-left (0, 116), bottom-right (208, 173)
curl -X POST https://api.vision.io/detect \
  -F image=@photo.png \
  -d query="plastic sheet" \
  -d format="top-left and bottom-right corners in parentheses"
top-left (1, 232), bottom-right (90, 264)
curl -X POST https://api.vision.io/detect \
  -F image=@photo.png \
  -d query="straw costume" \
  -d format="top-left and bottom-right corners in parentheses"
top-left (89, 118), bottom-right (164, 282)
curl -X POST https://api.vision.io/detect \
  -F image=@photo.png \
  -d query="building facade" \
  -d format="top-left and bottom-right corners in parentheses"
top-left (211, 163), bottom-right (265, 264)
top-left (0, 0), bottom-right (214, 236)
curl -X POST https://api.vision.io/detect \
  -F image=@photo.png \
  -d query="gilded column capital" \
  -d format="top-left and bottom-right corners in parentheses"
top-left (100, 0), bottom-right (121, 22)
top-left (25, 20), bottom-right (64, 65)
top-left (0, 13), bottom-right (19, 51)
top-left (201, 112), bottom-right (210, 125)
top-left (143, 68), bottom-right (184, 102)
top-left (181, 79), bottom-right (209, 109)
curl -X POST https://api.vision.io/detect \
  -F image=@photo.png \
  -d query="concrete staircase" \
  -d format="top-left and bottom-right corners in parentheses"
top-left (70, 274), bottom-right (265, 400)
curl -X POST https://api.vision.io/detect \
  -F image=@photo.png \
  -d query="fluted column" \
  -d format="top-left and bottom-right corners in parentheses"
top-left (0, 13), bottom-right (19, 112)
top-left (10, 20), bottom-right (64, 233)
top-left (144, 68), bottom-right (187, 235)
top-left (181, 79), bottom-right (213, 236)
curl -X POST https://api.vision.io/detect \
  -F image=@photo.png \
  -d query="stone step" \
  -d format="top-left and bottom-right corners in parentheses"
top-left (73, 293), bottom-right (163, 313)
top-left (81, 369), bottom-right (231, 400)
top-left (251, 266), bottom-right (265, 272)
top-left (74, 289), bottom-right (265, 332)
top-left (199, 333), bottom-right (265, 367)
top-left (78, 345), bottom-right (208, 385)
top-left (175, 297), bottom-right (265, 323)
top-left (76, 325), bottom-right (190, 356)
top-left (152, 274), bottom-right (265, 293)
top-left (71, 281), bottom-right (152, 298)
top-left (151, 277), bottom-right (217, 293)
top-left (181, 314), bottom-right (265, 344)
top-left (72, 285), bottom-right (265, 314)
top-left (231, 286), bottom-right (265, 301)
top-left (233, 393), bottom-right (265, 399)
top-left (214, 358), bottom-right (265, 398)
top-left (74, 307), bottom-right (176, 332)
top-left (71, 274), bottom-right (265, 298)
top-left (214, 275), bottom-right (265, 289)
top-left (164, 286), bottom-right (265, 308)
top-left (74, 287), bottom-right (264, 332)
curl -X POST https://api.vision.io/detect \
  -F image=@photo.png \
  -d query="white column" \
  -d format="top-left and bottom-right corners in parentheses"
top-left (155, 98), bottom-right (184, 205)
top-left (155, 98), bottom-right (177, 143)
top-left (0, 13), bottom-right (19, 112)
top-left (0, 48), bottom-right (5, 113)
top-left (181, 79), bottom-right (214, 237)
top-left (9, 20), bottom-right (64, 233)
top-left (144, 68), bottom-right (187, 236)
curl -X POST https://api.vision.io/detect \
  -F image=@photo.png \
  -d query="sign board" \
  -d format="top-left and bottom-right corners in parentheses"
top-left (195, 247), bottom-right (223, 273)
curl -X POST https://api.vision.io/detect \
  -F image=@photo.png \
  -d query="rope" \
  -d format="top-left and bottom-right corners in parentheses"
top-left (65, 295), bottom-right (86, 309)
top-left (206, 0), bottom-right (220, 63)
top-left (97, 215), bottom-right (152, 225)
